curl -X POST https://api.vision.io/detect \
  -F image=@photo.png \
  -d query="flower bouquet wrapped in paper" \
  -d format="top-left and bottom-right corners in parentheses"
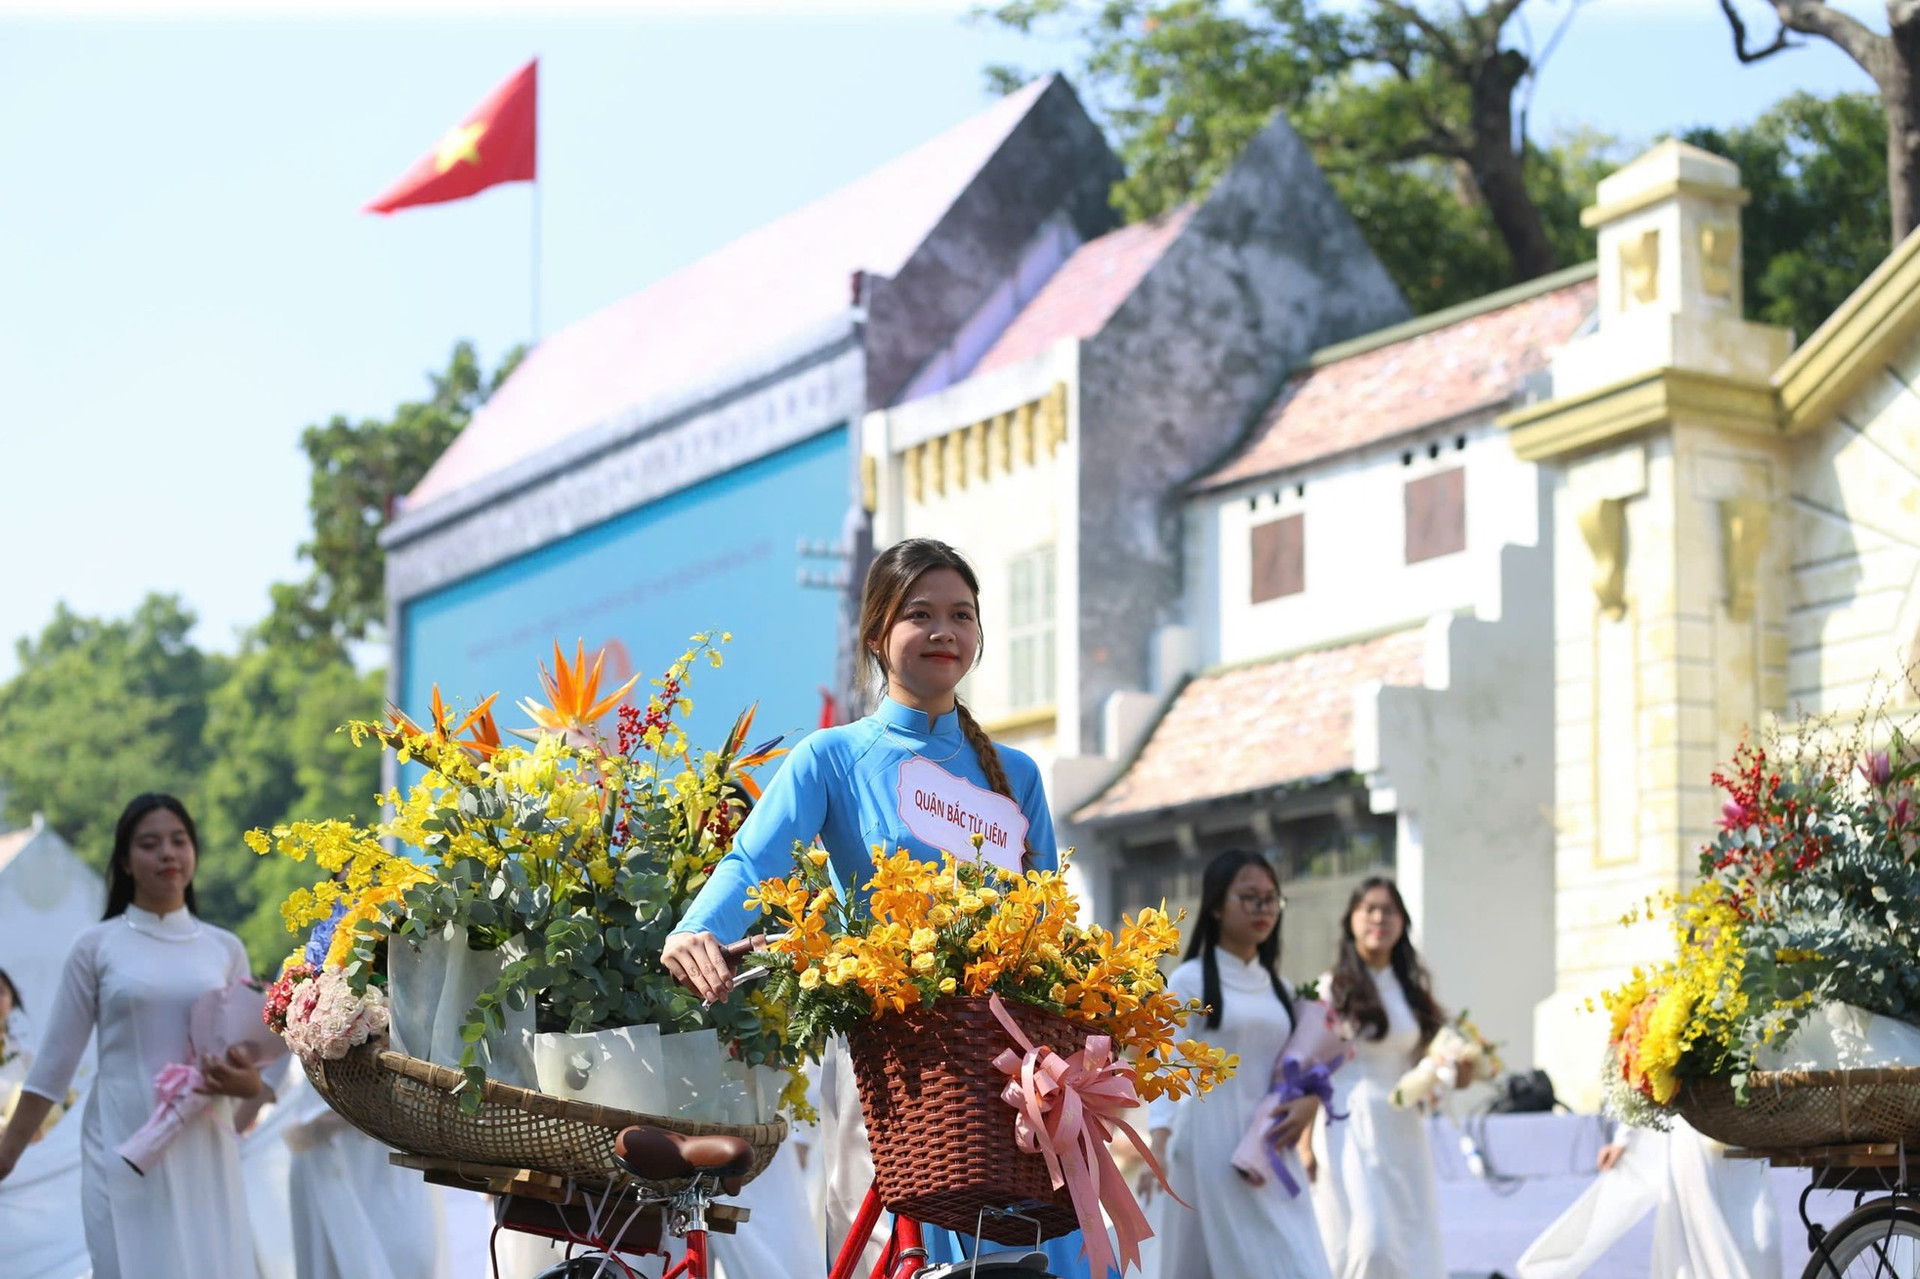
top-left (1231, 981), bottom-right (1353, 1193)
top-left (115, 980), bottom-right (291, 1174)
top-left (249, 634), bottom-right (803, 1118)
top-left (1389, 1011), bottom-right (1500, 1110)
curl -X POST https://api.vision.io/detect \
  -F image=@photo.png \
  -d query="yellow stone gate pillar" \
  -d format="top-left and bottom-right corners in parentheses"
top-left (1499, 142), bottom-right (1794, 1108)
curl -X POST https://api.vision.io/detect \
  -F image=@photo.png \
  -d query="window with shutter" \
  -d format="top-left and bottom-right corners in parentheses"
top-left (1250, 514), bottom-right (1304, 604)
top-left (1007, 546), bottom-right (1056, 710)
top-left (1405, 467), bottom-right (1466, 564)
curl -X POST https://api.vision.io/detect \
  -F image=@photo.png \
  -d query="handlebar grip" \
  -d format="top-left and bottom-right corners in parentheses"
top-left (720, 935), bottom-right (765, 967)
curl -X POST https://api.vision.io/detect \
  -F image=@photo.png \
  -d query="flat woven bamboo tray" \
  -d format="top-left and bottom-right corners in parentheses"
top-left (1677, 1066), bottom-right (1920, 1149)
top-left (304, 1043), bottom-right (786, 1191)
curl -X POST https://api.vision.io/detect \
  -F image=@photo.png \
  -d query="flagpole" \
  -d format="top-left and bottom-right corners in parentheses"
top-left (530, 176), bottom-right (542, 345)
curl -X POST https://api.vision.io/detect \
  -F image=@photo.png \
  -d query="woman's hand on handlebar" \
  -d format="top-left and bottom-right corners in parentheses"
top-left (662, 931), bottom-right (765, 1004)
top-left (663, 931), bottom-right (734, 1003)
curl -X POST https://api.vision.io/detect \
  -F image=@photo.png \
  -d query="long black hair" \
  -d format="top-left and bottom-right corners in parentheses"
top-left (102, 793), bottom-right (201, 920)
top-left (1328, 875), bottom-right (1445, 1049)
top-left (0, 966), bottom-right (19, 1014)
top-left (1182, 848), bottom-right (1290, 1030)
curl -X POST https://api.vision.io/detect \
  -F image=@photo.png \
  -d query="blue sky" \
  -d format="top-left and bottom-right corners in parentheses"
top-left (0, 0), bottom-right (1884, 677)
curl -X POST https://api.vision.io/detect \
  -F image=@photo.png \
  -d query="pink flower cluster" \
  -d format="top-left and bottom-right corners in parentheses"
top-left (280, 968), bottom-right (390, 1061)
top-left (263, 962), bottom-right (317, 1036)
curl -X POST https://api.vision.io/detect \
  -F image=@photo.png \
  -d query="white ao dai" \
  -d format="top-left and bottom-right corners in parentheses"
top-left (23, 905), bottom-right (258, 1279)
top-left (1146, 951), bottom-right (1332, 1279)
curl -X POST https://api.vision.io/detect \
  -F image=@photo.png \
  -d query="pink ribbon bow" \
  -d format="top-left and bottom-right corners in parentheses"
top-left (987, 994), bottom-right (1184, 1278)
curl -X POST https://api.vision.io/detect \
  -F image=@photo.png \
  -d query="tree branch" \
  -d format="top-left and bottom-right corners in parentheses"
top-left (1719, 0), bottom-right (1798, 63)
top-left (1772, 0), bottom-right (1891, 77)
top-left (1372, 1), bottom-right (1468, 73)
top-left (1487, 0), bottom-right (1530, 30)
top-left (1532, 0), bottom-right (1589, 76)
top-left (1390, 128), bottom-right (1469, 164)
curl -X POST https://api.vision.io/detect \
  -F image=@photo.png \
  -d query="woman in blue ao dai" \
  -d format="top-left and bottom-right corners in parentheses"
top-left (1143, 850), bottom-right (1331, 1279)
top-left (665, 538), bottom-right (1094, 1279)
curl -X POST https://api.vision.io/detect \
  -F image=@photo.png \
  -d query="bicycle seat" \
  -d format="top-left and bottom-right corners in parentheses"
top-left (922, 1252), bottom-right (1055, 1277)
top-left (613, 1124), bottom-right (754, 1185)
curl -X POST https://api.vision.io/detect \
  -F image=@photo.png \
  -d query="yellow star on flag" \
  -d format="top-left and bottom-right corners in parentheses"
top-left (433, 122), bottom-right (487, 174)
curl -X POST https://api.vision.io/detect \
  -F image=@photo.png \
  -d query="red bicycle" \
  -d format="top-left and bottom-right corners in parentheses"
top-left (498, 1125), bottom-right (1058, 1279)
top-left (494, 937), bottom-right (1060, 1279)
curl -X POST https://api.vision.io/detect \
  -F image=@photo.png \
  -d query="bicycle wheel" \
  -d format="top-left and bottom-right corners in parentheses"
top-left (1804, 1200), bottom-right (1920, 1279)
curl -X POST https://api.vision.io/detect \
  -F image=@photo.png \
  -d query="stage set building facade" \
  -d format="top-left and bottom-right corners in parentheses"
top-left (383, 78), bottom-right (1920, 1103)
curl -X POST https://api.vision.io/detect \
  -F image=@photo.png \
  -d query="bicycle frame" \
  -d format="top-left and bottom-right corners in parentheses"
top-left (827, 1188), bottom-right (928, 1279)
top-left (498, 1181), bottom-right (930, 1279)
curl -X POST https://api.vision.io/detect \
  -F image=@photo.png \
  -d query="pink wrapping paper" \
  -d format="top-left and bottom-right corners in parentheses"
top-left (114, 982), bottom-right (284, 1175)
top-left (1229, 998), bottom-right (1354, 1191)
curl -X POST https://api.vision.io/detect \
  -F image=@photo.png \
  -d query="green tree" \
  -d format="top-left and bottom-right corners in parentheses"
top-left (1683, 92), bottom-right (1890, 340)
top-left (0, 596), bottom-right (224, 868)
top-left (982, 0), bottom-right (1596, 308)
top-left (195, 641), bottom-right (383, 962)
top-left (296, 340), bottom-right (524, 643)
top-left (1718, 1), bottom-right (1920, 240)
top-left (212, 340), bottom-right (526, 965)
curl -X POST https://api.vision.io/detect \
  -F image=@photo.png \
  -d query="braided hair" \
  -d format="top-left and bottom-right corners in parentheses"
top-left (858, 538), bottom-right (1036, 868)
top-left (1181, 849), bottom-right (1291, 1030)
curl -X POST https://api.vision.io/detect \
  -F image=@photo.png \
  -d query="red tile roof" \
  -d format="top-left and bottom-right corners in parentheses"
top-left (1194, 271), bottom-right (1597, 492)
top-left (971, 206), bottom-right (1194, 376)
top-left (408, 79), bottom-right (1060, 508)
top-left (1073, 627), bottom-right (1428, 823)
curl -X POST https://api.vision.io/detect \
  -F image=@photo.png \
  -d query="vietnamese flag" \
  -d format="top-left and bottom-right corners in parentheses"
top-left (364, 60), bottom-right (537, 215)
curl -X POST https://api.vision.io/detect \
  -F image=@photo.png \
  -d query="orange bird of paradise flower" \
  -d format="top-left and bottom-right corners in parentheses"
top-left (518, 639), bottom-right (644, 738)
top-left (722, 703), bottom-right (789, 800)
top-left (389, 686), bottom-right (501, 758)
top-left (454, 700), bottom-right (504, 760)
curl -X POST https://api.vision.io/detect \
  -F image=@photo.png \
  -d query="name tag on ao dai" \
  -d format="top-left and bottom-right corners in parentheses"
top-left (896, 756), bottom-right (1027, 874)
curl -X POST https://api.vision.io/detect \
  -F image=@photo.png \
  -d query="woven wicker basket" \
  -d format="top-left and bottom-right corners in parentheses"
top-left (847, 996), bottom-right (1090, 1245)
top-left (1676, 1066), bottom-right (1920, 1148)
top-left (304, 1044), bottom-right (786, 1191)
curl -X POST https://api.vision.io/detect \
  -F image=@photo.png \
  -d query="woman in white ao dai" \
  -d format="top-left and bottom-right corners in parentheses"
top-left (1145, 850), bottom-right (1332, 1279)
top-left (0, 794), bottom-right (264, 1279)
top-left (1309, 877), bottom-right (1447, 1279)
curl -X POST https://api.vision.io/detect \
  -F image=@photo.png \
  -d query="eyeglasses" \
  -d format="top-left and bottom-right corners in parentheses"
top-left (1234, 892), bottom-right (1285, 914)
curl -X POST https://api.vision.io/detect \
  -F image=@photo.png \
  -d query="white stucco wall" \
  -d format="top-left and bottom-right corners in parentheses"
top-left (1194, 418), bottom-right (1543, 666)
top-left (1788, 353), bottom-right (1920, 716)
top-left (1353, 541), bottom-right (1558, 1068)
top-left (864, 344), bottom-right (1081, 751)
top-left (1186, 419), bottom-right (1558, 1066)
